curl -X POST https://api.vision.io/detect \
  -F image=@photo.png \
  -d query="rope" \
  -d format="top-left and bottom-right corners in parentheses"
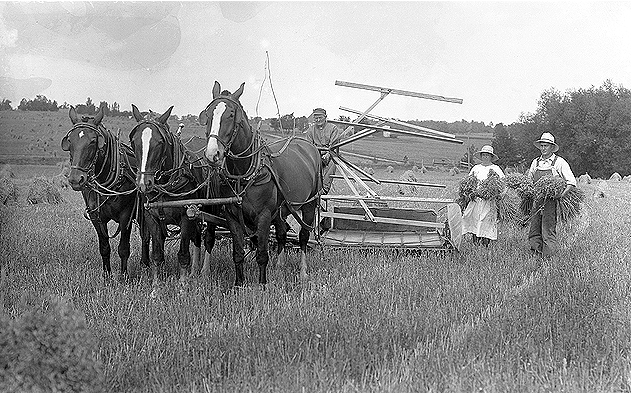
top-left (255, 51), bottom-right (283, 129)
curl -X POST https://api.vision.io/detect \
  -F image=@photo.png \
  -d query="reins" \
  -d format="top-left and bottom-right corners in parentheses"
top-left (65, 121), bottom-right (138, 236)
top-left (131, 119), bottom-right (212, 201)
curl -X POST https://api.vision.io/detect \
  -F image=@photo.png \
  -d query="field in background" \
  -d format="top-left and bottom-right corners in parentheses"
top-left (2, 155), bottom-right (631, 391)
top-left (0, 110), bottom-right (491, 169)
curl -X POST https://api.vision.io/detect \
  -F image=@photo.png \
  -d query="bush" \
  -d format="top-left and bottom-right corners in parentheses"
top-left (0, 296), bottom-right (104, 393)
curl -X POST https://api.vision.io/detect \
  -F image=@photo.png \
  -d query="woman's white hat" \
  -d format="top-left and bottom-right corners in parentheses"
top-left (474, 145), bottom-right (499, 162)
top-left (533, 132), bottom-right (559, 152)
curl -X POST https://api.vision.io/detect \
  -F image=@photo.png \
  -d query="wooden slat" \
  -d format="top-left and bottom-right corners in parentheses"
top-left (329, 175), bottom-right (446, 189)
top-left (329, 119), bottom-right (462, 145)
top-left (339, 107), bottom-right (458, 139)
top-left (320, 212), bottom-right (445, 229)
top-left (335, 158), bottom-right (376, 221)
top-left (321, 195), bottom-right (454, 204)
top-left (335, 80), bottom-right (464, 104)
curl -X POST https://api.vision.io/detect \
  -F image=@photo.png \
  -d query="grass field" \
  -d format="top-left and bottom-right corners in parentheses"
top-left (1, 159), bottom-right (631, 392)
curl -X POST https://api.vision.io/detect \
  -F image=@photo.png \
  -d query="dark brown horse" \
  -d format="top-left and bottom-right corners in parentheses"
top-left (129, 105), bottom-right (217, 284)
top-left (62, 105), bottom-right (149, 281)
top-left (199, 81), bottom-right (322, 286)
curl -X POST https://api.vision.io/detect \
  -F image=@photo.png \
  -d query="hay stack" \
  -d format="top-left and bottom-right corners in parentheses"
top-left (0, 164), bottom-right (16, 179)
top-left (609, 172), bottom-right (622, 181)
top-left (386, 165), bottom-right (394, 173)
top-left (51, 173), bottom-right (70, 189)
top-left (578, 173), bottom-right (591, 184)
top-left (396, 170), bottom-right (418, 195)
top-left (0, 177), bottom-right (18, 206)
top-left (27, 176), bottom-right (63, 205)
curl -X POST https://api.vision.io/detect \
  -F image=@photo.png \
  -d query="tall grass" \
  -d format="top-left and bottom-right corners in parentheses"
top-left (1, 180), bottom-right (630, 392)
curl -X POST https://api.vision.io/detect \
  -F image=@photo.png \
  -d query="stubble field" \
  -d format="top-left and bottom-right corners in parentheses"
top-left (1, 110), bottom-right (630, 392)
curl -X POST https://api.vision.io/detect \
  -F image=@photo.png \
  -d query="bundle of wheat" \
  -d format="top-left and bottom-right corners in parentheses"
top-left (496, 188), bottom-right (523, 224)
top-left (477, 169), bottom-right (504, 200)
top-left (532, 175), bottom-right (585, 223)
top-left (455, 174), bottom-right (478, 211)
top-left (504, 173), bottom-right (535, 215)
top-left (0, 164), bottom-right (15, 179)
top-left (0, 177), bottom-right (18, 206)
top-left (533, 175), bottom-right (566, 204)
top-left (26, 176), bottom-right (63, 205)
top-left (504, 172), bottom-right (528, 190)
top-left (557, 186), bottom-right (586, 223)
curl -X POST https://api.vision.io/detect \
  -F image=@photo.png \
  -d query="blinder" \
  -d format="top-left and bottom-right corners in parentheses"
top-left (63, 122), bottom-right (106, 174)
top-left (129, 120), bottom-right (174, 176)
top-left (201, 96), bottom-right (246, 154)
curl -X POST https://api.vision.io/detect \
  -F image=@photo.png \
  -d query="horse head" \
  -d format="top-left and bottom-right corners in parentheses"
top-left (199, 81), bottom-right (250, 165)
top-left (62, 105), bottom-right (106, 191)
top-left (129, 104), bottom-right (174, 193)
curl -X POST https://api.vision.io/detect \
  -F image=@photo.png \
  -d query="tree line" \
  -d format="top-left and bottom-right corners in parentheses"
top-left (491, 80), bottom-right (630, 178)
top-left (0, 96), bottom-right (132, 117)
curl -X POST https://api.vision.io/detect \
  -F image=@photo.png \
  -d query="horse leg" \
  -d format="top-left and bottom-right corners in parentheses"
top-left (93, 221), bottom-right (112, 281)
top-left (140, 223), bottom-right (151, 268)
top-left (201, 224), bottom-right (216, 277)
top-left (298, 201), bottom-right (317, 282)
top-left (273, 210), bottom-right (288, 270)
top-left (189, 223), bottom-right (202, 277)
top-left (177, 220), bottom-right (197, 283)
top-left (117, 213), bottom-right (133, 282)
top-left (226, 213), bottom-right (246, 287)
top-left (146, 217), bottom-right (165, 287)
top-left (255, 211), bottom-right (272, 286)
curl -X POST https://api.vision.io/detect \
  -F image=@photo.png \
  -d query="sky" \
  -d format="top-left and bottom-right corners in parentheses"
top-left (1, 1), bottom-right (631, 125)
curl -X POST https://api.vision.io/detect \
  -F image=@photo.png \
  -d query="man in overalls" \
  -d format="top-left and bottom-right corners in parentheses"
top-left (304, 108), bottom-right (343, 234)
top-left (304, 108), bottom-right (343, 194)
top-left (527, 132), bottom-right (577, 257)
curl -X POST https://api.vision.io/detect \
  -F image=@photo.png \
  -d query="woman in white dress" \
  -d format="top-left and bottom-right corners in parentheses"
top-left (462, 145), bottom-right (505, 246)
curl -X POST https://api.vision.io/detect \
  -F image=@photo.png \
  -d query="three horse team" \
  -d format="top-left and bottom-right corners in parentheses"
top-left (62, 81), bottom-right (321, 288)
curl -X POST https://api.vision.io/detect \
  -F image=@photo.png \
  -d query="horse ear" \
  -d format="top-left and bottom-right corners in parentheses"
top-left (212, 81), bottom-right (221, 99)
top-left (69, 106), bottom-right (79, 124)
top-left (94, 105), bottom-right (104, 126)
top-left (97, 135), bottom-right (106, 150)
top-left (61, 135), bottom-right (70, 151)
top-left (233, 82), bottom-right (245, 101)
top-left (132, 104), bottom-right (143, 122)
top-left (199, 109), bottom-right (208, 126)
top-left (157, 106), bottom-right (173, 124)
